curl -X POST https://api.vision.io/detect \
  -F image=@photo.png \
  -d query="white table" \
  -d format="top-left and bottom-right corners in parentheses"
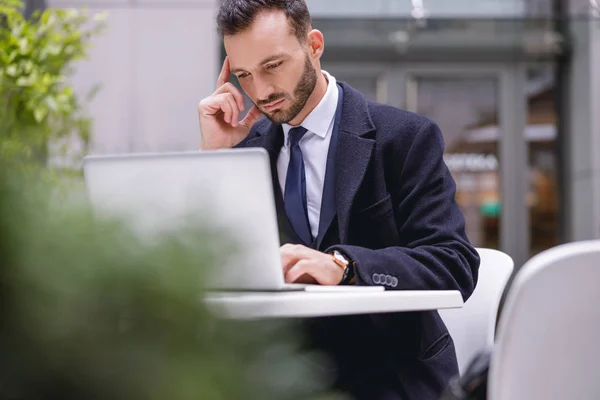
top-left (206, 290), bottom-right (463, 319)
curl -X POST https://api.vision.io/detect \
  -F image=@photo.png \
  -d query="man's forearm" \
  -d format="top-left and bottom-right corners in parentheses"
top-left (327, 242), bottom-right (480, 301)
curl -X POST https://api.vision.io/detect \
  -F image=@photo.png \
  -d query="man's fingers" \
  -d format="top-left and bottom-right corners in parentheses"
top-left (199, 93), bottom-right (242, 126)
top-left (240, 106), bottom-right (263, 128)
top-left (280, 244), bottom-right (302, 274)
top-left (224, 94), bottom-right (239, 127)
top-left (280, 244), bottom-right (304, 273)
top-left (216, 56), bottom-right (231, 88)
top-left (215, 82), bottom-right (245, 110)
top-left (285, 260), bottom-right (315, 283)
top-left (219, 95), bottom-right (233, 124)
top-left (280, 244), bottom-right (315, 274)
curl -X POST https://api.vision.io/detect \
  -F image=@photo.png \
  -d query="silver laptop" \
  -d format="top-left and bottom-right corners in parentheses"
top-left (83, 149), bottom-right (383, 293)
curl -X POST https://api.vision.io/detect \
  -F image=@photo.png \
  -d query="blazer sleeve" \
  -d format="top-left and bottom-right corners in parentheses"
top-left (329, 120), bottom-right (480, 301)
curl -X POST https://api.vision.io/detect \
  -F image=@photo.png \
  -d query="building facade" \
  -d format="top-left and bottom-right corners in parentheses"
top-left (42, 0), bottom-right (600, 267)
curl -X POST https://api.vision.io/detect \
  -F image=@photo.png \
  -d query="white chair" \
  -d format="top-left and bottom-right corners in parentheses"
top-left (438, 248), bottom-right (514, 375)
top-left (489, 240), bottom-right (600, 400)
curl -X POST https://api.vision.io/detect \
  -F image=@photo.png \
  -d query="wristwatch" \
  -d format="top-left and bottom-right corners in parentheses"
top-left (330, 250), bottom-right (356, 285)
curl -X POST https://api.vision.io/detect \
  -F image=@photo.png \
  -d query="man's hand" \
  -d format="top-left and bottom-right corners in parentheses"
top-left (280, 244), bottom-right (344, 286)
top-left (198, 57), bottom-right (263, 150)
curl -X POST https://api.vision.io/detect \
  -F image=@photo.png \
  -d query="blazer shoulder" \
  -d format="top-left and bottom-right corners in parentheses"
top-left (251, 117), bottom-right (270, 133)
top-left (366, 101), bottom-right (441, 148)
top-left (248, 117), bottom-right (270, 138)
top-left (235, 117), bottom-right (270, 148)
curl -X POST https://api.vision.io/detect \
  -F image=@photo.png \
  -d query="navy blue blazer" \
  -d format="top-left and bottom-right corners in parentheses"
top-left (235, 82), bottom-right (480, 400)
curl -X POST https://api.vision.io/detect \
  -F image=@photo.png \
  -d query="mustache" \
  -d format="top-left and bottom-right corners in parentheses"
top-left (257, 93), bottom-right (286, 106)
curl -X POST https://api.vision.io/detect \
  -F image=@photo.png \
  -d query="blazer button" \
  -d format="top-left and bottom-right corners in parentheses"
top-left (385, 275), bottom-right (393, 286)
top-left (391, 277), bottom-right (398, 287)
top-left (372, 274), bottom-right (381, 284)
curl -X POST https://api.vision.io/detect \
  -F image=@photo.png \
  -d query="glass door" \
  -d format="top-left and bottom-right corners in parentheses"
top-left (407, 76), bottom-right (501, 250)
top-left (401, 65), bottom-right (530, 267)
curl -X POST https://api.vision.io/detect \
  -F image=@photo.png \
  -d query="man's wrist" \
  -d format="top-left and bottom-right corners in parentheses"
top-left (330, 249), bottom-right (356, 285)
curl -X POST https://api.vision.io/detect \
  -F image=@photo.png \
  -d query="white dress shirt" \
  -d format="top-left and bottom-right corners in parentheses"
top-left (277, 71), bottom-right (339, 239)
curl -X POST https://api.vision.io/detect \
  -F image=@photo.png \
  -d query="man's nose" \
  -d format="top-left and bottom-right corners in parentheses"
top-left (254, 79), bottom-right (276, 103)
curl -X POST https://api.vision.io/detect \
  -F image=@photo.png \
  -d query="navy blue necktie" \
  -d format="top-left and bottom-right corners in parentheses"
top-left (284, 126), bottom-right (312, 245)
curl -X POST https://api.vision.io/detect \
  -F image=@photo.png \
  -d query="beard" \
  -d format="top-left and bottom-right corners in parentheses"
top-left (257, 54), bottom-right (317, 125)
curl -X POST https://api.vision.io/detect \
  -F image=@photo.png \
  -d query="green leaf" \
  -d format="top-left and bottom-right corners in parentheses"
top-left (16, 76), bottom-right (31, 87)
top-left (63, 45), bottom-right (75, 55)
top-left (22, 60), bottom-right (33, 73)
top-left (45, 96), bottom-right (59, 112)
top-left (65, 8), bottom-right (79, 18)
top-left (93, 11), bottom-right (109, 22)
top-left (18, 37), bottom-right (29, 53)
top-left (6, 64), bottom-right (18, 76)
top-left (10, 23), bottom-right (24, 38)
top-left (40, 9), bottom-right (54, 25)
top-left (86, 84), bottom-right (102, 102)
top-left (41, 73), bottom-right (54, 86)
top-left (33, 106), bottom-right (48, 123)
top-left (8, 50), bottom-right (19, 63)
top-left (45, 43), bottom-right (61, 56)
top-left (62, 86), bottom-right (74, 97)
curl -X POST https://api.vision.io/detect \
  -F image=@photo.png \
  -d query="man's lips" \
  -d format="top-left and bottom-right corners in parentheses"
top-left (261, 98), bottom-right (285, 111)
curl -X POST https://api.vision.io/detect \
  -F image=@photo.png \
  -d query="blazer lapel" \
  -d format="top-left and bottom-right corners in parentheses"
top-left (242, 83), bottom-right (377, 247)
top-left (242, 120), bottom-right (284, 162)
top-left (335, 82), bottom-right (376, 244)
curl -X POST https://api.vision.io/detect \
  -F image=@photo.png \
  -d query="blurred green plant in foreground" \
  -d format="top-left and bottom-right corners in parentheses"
top-left (0, 168), bottom-right (340, 400)
top-left (0, 0), bottom-right (106, 181)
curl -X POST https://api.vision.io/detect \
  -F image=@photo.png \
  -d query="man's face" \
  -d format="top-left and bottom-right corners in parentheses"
top-left (224, 11), bottom-right (318, 125)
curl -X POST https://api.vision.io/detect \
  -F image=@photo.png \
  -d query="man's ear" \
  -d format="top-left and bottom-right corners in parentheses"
top-left (307, 29), bottom-right (325, 59)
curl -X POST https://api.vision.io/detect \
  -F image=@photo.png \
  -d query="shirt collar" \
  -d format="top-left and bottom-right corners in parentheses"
top-left (282, 70), bottom-right (339, 147)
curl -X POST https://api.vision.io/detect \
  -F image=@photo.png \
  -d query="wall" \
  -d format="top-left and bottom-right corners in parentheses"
top-left (48, 0), bottom-right (219, 155)
top-left (592, 19), bottom-right (600, 238)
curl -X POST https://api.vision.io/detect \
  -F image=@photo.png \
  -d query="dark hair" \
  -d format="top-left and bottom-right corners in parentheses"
top-left (217, 0), bottom-right (312, 42)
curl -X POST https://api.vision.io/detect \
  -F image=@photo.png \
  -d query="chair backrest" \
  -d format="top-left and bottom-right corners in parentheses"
top-left (489, 240), bottom-right (600, 400)
top-left (439, 248), bottom-right (514, 374)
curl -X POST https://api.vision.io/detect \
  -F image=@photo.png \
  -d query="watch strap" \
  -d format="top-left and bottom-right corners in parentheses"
top-left (339, 262), bottom-right (355, 285)
top-left (330, 249), bottom-right (355, 285)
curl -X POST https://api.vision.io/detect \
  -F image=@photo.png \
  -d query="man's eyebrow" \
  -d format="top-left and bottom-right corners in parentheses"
top-left (259, 53), bottom-right (287, 65)
top-left (230, 53), bottom-right (287, 74)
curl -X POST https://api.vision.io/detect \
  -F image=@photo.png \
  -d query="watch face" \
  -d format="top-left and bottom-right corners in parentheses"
top-left (333, 250), bottom-right (348, 266)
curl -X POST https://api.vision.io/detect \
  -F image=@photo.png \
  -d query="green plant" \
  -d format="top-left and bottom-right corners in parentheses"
top-left (0, 0), bottom-right (106, 179)
top-left (0, 168), bottom-right (340, 400)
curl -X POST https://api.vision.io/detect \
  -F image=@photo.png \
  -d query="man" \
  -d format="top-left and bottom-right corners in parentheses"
top-left (198, 1), bottom-right (480, 399)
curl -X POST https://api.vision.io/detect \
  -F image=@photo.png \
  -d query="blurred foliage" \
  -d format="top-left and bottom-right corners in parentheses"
top-left (0, 168), bottom-right (341, 400)
top-left (0, 0), bottom-right (106, 181)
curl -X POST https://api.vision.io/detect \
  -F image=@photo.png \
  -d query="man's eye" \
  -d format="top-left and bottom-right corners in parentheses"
top-left (266, 62), bottom-right (283, 70)
top-left (237, 73), bottom-right (250, 79)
